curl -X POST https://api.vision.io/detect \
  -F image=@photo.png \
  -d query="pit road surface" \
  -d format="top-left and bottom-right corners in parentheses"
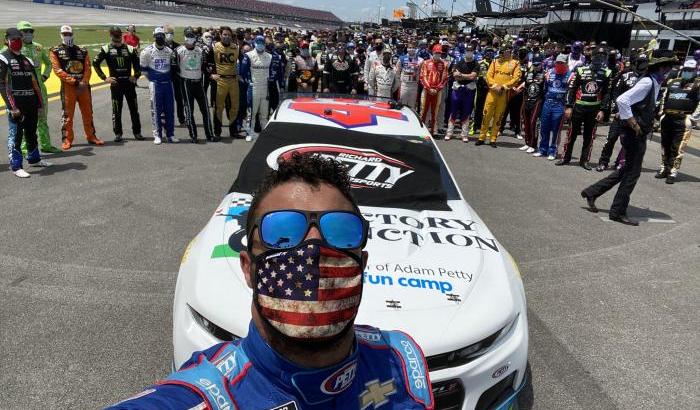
top-left (1, 2), bottom-right (699, 409)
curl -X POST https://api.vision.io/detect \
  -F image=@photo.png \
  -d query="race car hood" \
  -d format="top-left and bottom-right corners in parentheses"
top-left (180, 193), bottom-right (521, 355)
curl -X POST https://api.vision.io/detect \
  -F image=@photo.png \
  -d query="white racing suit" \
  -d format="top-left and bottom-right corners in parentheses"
top-left (242, 50), bottom-right (273, 136)
top-left (397, 54), bottom-right (422, 110)
top-left (368, 63), bottom-right (399, 99)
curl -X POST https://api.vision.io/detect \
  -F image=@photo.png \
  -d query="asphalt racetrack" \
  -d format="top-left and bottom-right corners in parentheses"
top-left (1, 2), bottom-right (699, 409)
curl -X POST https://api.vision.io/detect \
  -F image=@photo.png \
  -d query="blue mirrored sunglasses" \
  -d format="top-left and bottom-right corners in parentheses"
top-left (250, 209), bottom-right (368, 251)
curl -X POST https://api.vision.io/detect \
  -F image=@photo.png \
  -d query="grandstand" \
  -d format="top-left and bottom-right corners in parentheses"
top-left (51, 0), bottom-right (343, 28)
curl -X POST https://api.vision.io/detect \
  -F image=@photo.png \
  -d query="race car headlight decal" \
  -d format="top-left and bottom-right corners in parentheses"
top-left (188, 305), bottom-right (241, 342)
top-left (426, 315), bottom-right (519, 371)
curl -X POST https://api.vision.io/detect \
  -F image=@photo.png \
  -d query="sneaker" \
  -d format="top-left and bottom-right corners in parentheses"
top-left (444, 134), bottom-right (452, 141)
top-left (519, 145), bottom-right (530, 151)
top-left (114, 134), bottom-right (123, 143)
top-left (41, 146), bottom-right (62, 154)
top-left (555, 159), bottom-right (569, 166)
top-left (526, 147), bottom-right (536, 153)
top-left (475, 140), bottom-right (485, 146)
top-left (168, 137), bottom-right (180, 143)
top-left (30, 160), bottom-right (52, 167)
top-left (134, 133), bottom-right (145, 141)
top-left (515, 134), bottom-right (524, 140)
top-left (14, 169), bottom-right (30, 178)
top-left (532, 152), bottom-right (543, 157)
top-left (489, 142), bottom-right (498, 148)
top-left (547, 155), bottom-right (556, 161)
top-left (153, 136), bottom-right (162, 145)
top-left (654, 169), bottom-right (668, 179)
top-left (461, 136), bottom-right (469, 143)
top-left (596, 163), bottom-right (608, 172)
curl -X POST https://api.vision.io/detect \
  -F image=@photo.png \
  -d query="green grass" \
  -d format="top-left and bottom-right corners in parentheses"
top-left (29, 25), bottom-right (181, 55)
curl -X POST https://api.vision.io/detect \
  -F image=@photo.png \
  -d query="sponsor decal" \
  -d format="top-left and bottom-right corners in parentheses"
top-left (266, 144), bottom-right (414, 189)
top-left (214, 351), bottom-right (237, 378)
top-left (584, 81), bottom-right (598, 94)
top-left (359, 379), bottom-right (396, 410)
top-left (356, 329), bottom-right (382, 343)
top-left (320, 362), bottom-right (358, 395)
top-left (197, 378), bottom-right (231, 410)
top-left (363, 212), bottom-right (499, 252)
top-left (267, 401), bottom-right (298, 410)
top-left (365, 273), bottom-right (454, 294)
top-left (492, 362), bottom-right (510, 379)
top-left (401, 340), bottom-right (427, 390)
top-left (289, 99), bottom-right (408, 129)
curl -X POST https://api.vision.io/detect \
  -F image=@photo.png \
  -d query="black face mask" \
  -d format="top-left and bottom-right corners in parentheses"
top-left (154, 35), bottom-right (165, 47)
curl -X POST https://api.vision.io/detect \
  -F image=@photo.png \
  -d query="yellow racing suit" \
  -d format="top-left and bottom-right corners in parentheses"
top-left (211, 41), bottom-right (239, 136)
top-left (479, 56), bottom-right (521, 142)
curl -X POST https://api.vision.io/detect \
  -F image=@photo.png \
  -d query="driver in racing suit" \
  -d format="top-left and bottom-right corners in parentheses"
top-left (396, 42), bottom-right (421, 110)
top-left (420, 44), bottom-right (449, 135)
top-left (140, 27), bottom-right (178, 144)
top-left (291, 41), bottom-right (318, 92)
top-left (11, 21), bottom-right (61, 153)
top-left (368, 50), bottom-right (399, 98)
top-left (105, 155), bottom-right (435, 410)
top-left (322, 42), bottom-right (359, 94)
top-left (241, 36), bottom-right (273, 142)
top-left (209, 26), bottom-right (240, 140)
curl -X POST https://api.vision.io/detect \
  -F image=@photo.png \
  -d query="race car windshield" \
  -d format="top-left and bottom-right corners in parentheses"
top-left (229, 122), bottom-right (458, 211)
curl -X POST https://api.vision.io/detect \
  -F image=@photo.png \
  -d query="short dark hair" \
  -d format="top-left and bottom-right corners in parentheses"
top-left (246, 153), bottom-right (357, 237)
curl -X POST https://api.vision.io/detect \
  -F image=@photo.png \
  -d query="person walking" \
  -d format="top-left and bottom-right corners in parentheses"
top-left (580, 50), bottom-right (677, 226)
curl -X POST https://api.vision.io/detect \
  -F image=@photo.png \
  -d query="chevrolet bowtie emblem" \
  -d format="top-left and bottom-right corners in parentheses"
top-left (359, 379), bottom-right (396, 409)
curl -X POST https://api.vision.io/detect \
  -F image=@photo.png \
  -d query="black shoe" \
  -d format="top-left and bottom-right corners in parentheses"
top-left (114, 134), bottom-right (123, 143)
top-left (666, 175), bottom-right (676, 184)
top-left (475, 140), bottom-right (485, 146)
top-left (555, 159), bottom-right (570, 166)
top-left (490, 142), bottom-right (498, 148)
top-left (595, 163), bottom-right (607, 172)
top-left (655, 169), bottom-right (669, 179)
top-left (190, 138), bottom-right (198, 144)
top-left (212, 135), bottom-right (222, 142)
top-left (580, 162), bottom-right (592, 171)
top-left (609, 214), bottom-right (639, 226)
top-left (580, 191), bottom-right (598, 213)
top-left (134, 133), bottom-right (145, 141)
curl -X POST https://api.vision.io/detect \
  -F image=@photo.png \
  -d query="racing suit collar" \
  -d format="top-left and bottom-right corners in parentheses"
top-left (242, 321), bottom-right (360, 405)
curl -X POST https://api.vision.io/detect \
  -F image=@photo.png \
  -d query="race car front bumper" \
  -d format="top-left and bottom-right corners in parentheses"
top-left (428, 310), bottom-right (529, 410)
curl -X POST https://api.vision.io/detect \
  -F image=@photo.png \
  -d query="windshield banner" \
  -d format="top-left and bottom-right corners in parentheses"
top-left (230, 122), bottom-right (450, 210)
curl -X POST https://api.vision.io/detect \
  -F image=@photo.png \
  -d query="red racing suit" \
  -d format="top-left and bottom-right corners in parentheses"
top-left (419, 58), bottom-right (449, 134)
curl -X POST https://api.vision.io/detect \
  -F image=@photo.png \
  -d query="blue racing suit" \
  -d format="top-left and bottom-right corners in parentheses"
top-left (140, 44), bottom-right (175, 140)
top-left (538, 67), bottom-right (570, 156)
top-left (106, 322), bottom-right (435, 410)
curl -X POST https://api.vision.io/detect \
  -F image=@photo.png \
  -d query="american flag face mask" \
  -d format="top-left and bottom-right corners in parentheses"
top-left (252, 239), bottom-right (364, 340)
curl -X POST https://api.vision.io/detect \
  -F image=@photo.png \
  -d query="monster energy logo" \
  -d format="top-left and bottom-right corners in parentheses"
top-left (116, 56), bottom-right (125, 67)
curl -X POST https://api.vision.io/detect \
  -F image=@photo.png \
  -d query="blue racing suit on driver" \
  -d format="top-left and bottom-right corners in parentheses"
top-left (538, 67), bottom-right (570, 156)
top-left (106, 322), bottom-right (435, 410)
top-left (140, 43), bottom-right (176, 141)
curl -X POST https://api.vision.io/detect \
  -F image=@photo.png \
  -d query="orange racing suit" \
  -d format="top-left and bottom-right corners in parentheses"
top-left (50, 43), bottom-right (102, 148)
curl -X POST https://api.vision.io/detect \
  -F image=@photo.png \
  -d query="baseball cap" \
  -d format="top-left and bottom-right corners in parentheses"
top-left (555, 53), bottom-right (568, 64)
top-left (254, 35), bottom-right (265, 44)
top-left (683, 59), bottom-right (697, 69)
top-left (17, 21), bottom-right (32, 31)
top-left (153, 26), bottom-right (165, 35)
top-left (5, 27), bottom-right (22, 39)
top-left (109, 26), bottom-right (122, 35)
top-left (60, 25), bottom-right (73, 34)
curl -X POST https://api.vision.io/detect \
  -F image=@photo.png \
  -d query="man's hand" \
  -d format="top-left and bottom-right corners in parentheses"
top-left (211, 74), bottom-right (220, 81)
top-left (10, 109), bottom-right (21, 119)
top-left (564, 108), bottom-right (573, 121)
top-left (595, 110), bottom-right (604, 123)
top-left (627, 118), bottom-right (642, 137)
top-left (106, 77), bottom-right (117, 84)
top-left (129, 76), bottom-right (137, 84)
top-left (41, 74), bottom-right (49, 82)
top-left (429, 88), bottom-right (437, 95)
top-left (350, 88), bottom-right (357, 95)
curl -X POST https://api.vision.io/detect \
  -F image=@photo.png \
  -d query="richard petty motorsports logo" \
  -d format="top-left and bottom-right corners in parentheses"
top-left (267, 143), bottom-right (414, 189)
top-left (288, 99), bottom-right (408, 129)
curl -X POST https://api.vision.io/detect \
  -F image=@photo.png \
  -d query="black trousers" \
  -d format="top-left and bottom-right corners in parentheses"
top-left (659, 113), bottom-right (687, 171)
top-left (110, 81), bottom-right (141, 136)
top-left (598, 118), bottom-right (625, 166)
top-left (172, 76), bottom-right (185, 124)
top-left (562, 106), bottom-right (597, 163)
top-left (472, 85), bottom-right (488, 132)
top-left (583, 127), bottom-right (646, 218)
top-left (269, 80), bottom-right (281, 113)
top-left (9, 103), bottom-right (39, 170)
top-left (181, 79), bottom-right (214, 141)
top-left (501, 92), bottom-right (523, 135)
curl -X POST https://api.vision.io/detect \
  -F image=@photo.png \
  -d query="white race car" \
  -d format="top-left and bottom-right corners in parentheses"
top-left (173, 97), bottom-right (528, 410)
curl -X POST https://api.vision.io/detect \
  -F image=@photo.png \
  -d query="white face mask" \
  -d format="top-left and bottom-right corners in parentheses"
top-left (62, 35), bottom-right (73, 47)
top-left (203, 36), bottom-right (213, 46)
top-left (185, 37), bottom-right (196, 46)
top-left (464, 51), bottom-right (474, 62)
top-left (165, 33), bottom-right (174, 42)
top-left (255, 43), bottom-right (265, 52)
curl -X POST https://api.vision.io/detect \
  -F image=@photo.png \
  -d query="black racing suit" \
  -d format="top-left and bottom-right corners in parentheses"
top-left (323, 53), bottom-right (359, 94)
top-left (561, 65), bottom-right (612, 164)
top-left (166, 40), bottom-right (185, 124)
top-left (597, 69), bottom-right (641, 168)
top-left (658, 77), bottom-right (699, 176)
top-left (0, 49), bottom-right (42, 170)
top-left (93, 43), bottom-right (141, 137)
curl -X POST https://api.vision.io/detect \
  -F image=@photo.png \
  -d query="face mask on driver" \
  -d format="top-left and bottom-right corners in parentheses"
top-left (300, 48), bottom-right (310, 57)
top-left (165, 33), bottom-right (174, 42)
top-left (8, 38), bottom-right (22, 53)
top-left (62, 35), bottom-right (73, 47)
top-left (464, 51), bottom-right (474, 62)
top-left (255, 43), bottom-right (265, 52)
top-left (680, 70), bottom-right (694, 81)
top-left (554, 63), bottom-right (568, 76)
top-left (154, 34), bottom-right (165, 47)
top-left (22, 32), bottom-right (33, 44)
top-left (185, 37), bottom-right (196, 46)
top-left (252, 239), bottom-right (363, 341)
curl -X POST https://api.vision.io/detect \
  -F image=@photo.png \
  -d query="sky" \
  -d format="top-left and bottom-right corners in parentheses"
top-left (276, 0), bottom-right (476, 23)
